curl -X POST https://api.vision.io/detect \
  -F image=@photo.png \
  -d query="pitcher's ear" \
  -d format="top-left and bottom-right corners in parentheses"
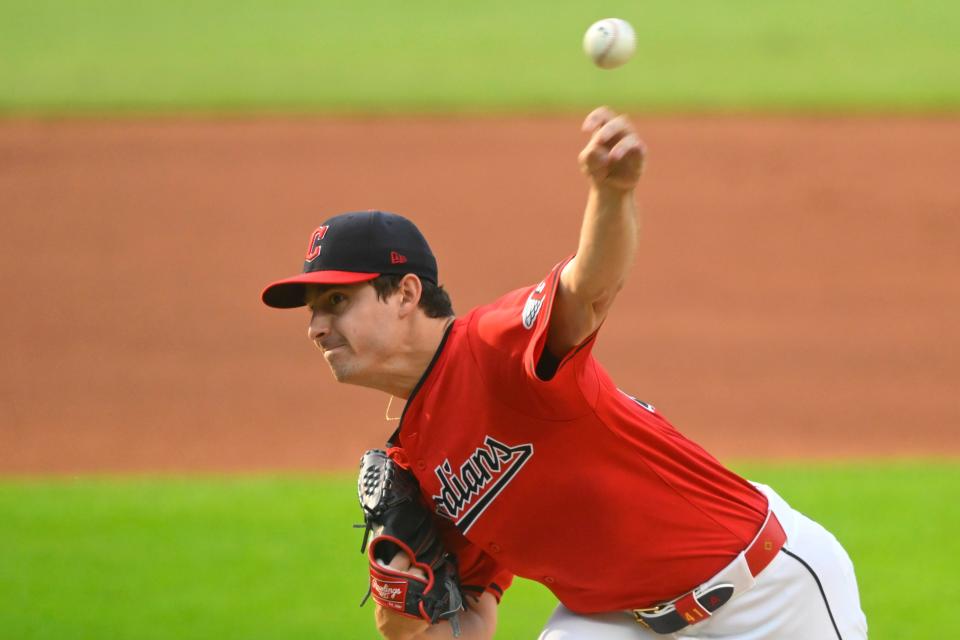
top-left (397, 274), bottom-right (423, 314)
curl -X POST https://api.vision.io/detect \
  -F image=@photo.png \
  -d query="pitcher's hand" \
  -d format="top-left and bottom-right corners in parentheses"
top-left (579, 106), bottom-right (645, 193)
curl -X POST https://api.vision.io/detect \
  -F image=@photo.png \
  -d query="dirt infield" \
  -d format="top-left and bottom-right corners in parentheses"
top-left (1, 116), bottom-right (958, 474)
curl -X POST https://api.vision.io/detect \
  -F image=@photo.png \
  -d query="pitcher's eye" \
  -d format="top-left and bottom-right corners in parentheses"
top-left (329, 292), bottom-right (346, 306)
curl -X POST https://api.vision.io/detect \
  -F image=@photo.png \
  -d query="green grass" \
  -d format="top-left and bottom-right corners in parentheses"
top-left (1, 463), bottom-right (957, 639)
top-left (1, 1), bottom-right (959, 114)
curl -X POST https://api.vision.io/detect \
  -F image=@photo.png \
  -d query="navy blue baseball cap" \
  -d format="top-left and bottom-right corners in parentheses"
top-left (261, 211), bottom-right (438, 309)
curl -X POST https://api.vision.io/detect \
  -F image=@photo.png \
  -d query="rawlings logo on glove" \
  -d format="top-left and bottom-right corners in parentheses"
top-left (370, 576), bottom-right (407, 609)
top-left (357, 448), bottom-right (464, 636)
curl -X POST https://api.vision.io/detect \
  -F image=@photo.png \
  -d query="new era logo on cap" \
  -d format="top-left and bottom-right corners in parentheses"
top-left (261, 211), bottom-right (439, 309)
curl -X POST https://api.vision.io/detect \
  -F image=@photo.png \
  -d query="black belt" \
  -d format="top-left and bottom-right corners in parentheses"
top-left (633, 511), bottom-right (787, 635)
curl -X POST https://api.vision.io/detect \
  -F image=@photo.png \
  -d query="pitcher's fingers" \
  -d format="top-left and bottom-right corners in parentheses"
top-left (408, 566), bottom-right (427, 581)
top-left (608, 133), bottom-right (645, 163)
top-left (594, 115), bottom-right (634, 148)
top-left (582, 106), bottom-right (617, 133)
top-left (579, 139), bottom-right (611, 172)
top-left (386, 551), bottom-right (412, 572)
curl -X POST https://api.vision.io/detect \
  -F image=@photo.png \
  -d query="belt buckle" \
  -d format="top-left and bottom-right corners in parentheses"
top-left (632, 604), bottom-right (665, 629)
top-left (633, 583), bottom-right (736, 635)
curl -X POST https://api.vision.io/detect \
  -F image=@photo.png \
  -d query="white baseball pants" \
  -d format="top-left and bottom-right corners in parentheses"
top-left (538, 483), bottom-right (868, 639)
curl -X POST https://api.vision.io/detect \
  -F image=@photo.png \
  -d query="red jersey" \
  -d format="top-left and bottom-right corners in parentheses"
top-left (391, 258), bottom-right (769, 613)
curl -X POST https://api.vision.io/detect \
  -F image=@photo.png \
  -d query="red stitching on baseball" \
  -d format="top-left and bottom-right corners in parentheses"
top-left (598, 19), bottom-right (619, 65)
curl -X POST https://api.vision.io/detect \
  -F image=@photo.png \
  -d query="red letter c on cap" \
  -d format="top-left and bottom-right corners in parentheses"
top-left (305, 226), bottom-right (329, 261)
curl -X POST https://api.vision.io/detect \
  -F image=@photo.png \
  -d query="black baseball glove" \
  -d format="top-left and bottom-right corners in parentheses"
top-left (357, 448), bottom-right (464, 635)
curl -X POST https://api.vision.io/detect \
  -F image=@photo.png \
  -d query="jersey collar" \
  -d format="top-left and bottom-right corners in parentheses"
top-left (386, 318), bottom-right (456, 447)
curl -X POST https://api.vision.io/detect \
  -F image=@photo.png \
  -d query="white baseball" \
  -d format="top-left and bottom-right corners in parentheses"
top-left (583, 18), bottom-right (636, 69)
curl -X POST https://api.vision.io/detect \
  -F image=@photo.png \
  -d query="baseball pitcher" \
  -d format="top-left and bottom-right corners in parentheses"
top-left (261, 107), bottom-right (868, 639)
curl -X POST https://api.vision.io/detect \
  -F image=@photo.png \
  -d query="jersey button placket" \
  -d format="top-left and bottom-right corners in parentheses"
top-left (489, 543), bottom-right (501, 553)
top-left (544, 576), bottom-right (556, 584)
top-left (416, 460), bottom-right (427, 471)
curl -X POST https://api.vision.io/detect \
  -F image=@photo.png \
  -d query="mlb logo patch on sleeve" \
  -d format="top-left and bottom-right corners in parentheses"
top-left (522, 281), bottom-right (547, 329)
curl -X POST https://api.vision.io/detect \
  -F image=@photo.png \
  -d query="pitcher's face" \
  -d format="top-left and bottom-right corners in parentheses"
top-left (306, 283), bottom-right (401, 384)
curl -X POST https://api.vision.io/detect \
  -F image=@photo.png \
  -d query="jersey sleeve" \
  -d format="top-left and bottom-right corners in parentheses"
top-left (436, 516), bottom-right (514, 603)
top-left (521, 256), bottom-right (601, 383)
top-left (466, 256), bottom-right (601, 417)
